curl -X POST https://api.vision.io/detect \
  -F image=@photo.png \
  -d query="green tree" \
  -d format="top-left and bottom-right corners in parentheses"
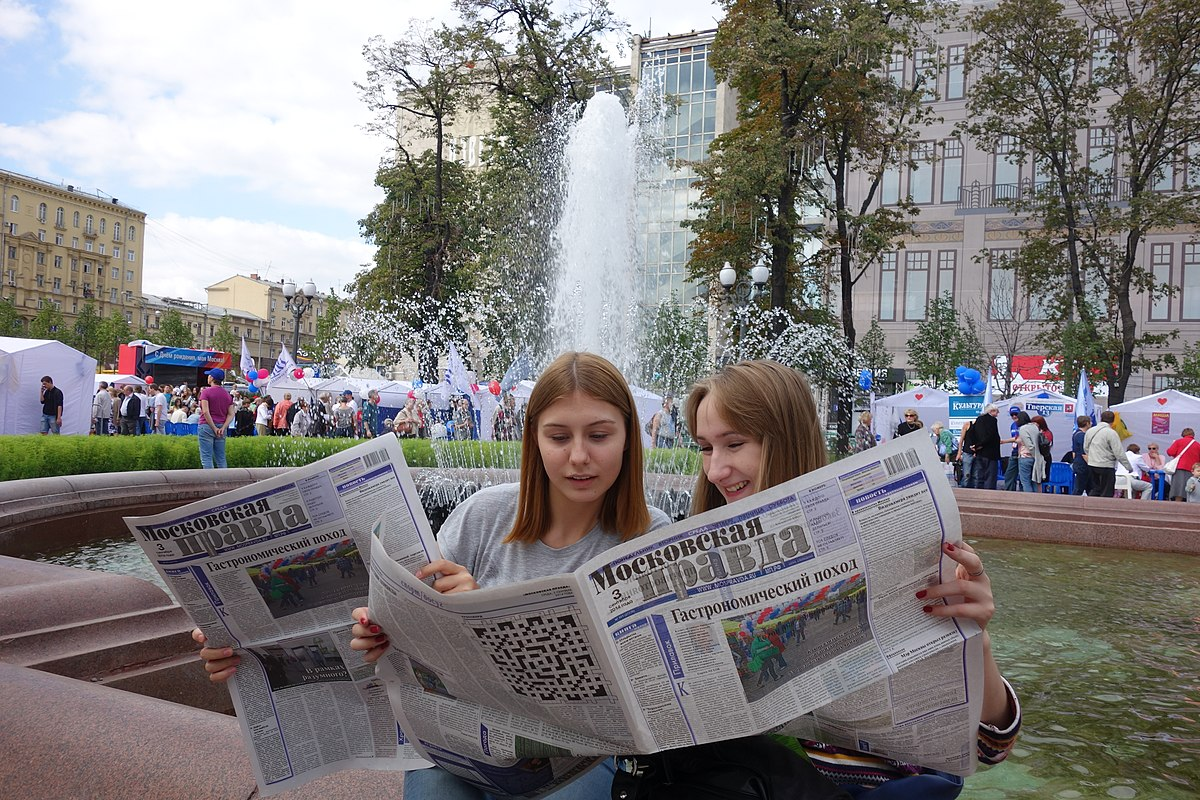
top-left (1172, 342), bottom-right (1200, 395)
top-left (211, 315), bottom-right (238, 364)
top-left (0, 296), bottom-right (24, 336)
top-left (310, 293), bottom-right (346, 366)
top-left (688, 0), bottom-right (943, 452)
top-left (636, 297), bottom-right (712, 395)
top-left (96, 312), bottom-right (132, 370)
top-left (71, 302), bottom-right (103, 360)
top-left (856, 319), bottom-right (893, 390)
top-left (962, 0), bottom-right (1200, 403)
top-left (906, 294), bottom-right (986, 388)
top-left (28, 305), bottom-right (67, 342)
top-left (157, 309), bottom-right (194, 348)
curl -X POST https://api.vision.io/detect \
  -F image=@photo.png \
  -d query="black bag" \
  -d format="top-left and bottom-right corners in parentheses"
top-left (612, 737), bottom-right (852, 800)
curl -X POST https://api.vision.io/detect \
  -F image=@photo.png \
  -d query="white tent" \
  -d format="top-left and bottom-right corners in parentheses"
top-left (1008, 389), bottom-right (1079, 458)
top-left (872, 386), bottom-right (950, 444)
top-left (0, 337), bottom-right (98, 435)
top-left (1110, 389), bottom-right (1200, 449)
top-left (95, 373), bottom-right (146, 389)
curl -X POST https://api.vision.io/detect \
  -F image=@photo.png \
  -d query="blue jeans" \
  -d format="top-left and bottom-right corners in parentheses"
top-left (403, 760), bottom-right (615, 800)
top-left (40, 414), bottom-right (60, 434)
top-left (958, 454), bottom-right (974, 487)
top-left (971, 455), bottom-right (998, 489)
top-left (1003, 454), bottom-right (1019, 490)
top-left (198, 426), bottom-right (227, 469)
top-left (1018, 457), bottom-right (1035, 492)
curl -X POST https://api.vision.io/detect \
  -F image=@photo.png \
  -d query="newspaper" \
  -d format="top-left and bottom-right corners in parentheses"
top-left (124, 436), bottom-right (435, 796)
top-left (365, 434), bottom-right (985, 795)
top-left (126, 433), bottom-right (984, 798)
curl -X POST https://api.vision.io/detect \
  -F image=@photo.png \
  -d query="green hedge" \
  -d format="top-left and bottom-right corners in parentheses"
top-left (0, 434), bottom-right (699, 482)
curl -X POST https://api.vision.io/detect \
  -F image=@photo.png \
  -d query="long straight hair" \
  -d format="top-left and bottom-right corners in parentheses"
top-left (685, 360), bottom-right (826, 516)
top-left (505, 352), bottom-right (650, 544)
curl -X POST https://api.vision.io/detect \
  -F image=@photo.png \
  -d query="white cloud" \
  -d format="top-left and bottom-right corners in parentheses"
top-left (0, 0), bottom-right (39, 43)
top-left (143, 213), bottom-right (374, 305)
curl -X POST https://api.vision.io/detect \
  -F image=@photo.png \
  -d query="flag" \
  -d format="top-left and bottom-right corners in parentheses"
top-left (1075, 370), bottom-right (1096, 431)
top-left (239, 336), bottom-right (256, 377)
top-left (500, 348), bottom-right (537, 393)
top-left (1112, 411), bottom-right (1132, 440)
top-left (982, 363), bottom-right (994, 411)
top-left (444, 343), bottom-right (474, 397)
top-left (268, 343), bottom-right (297, 385)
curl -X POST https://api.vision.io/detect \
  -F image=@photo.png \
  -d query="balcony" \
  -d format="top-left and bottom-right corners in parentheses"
top-left (957, 177), bottom-right (1132, 212)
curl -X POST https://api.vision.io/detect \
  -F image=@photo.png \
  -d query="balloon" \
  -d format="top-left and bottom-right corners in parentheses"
top-left (407, 390), bottom-right (416, 399)
top-left (255, 376), bottom-right (267, 387)
top-left (245, 369), bottom-right (256, 381)
top-left (145, 375), bottom-right (154, 384)
top-left (293, 368), bottom-right (305, 379)
top-left (857, 369), bottom-right (872, 391)
top-left (489, 380), bottom-right (501, 396)
top-left (246, 384), bottom-right (257, 394)
top-left (303, 367), bottom-right (315, 379)
top-left (413, 379), bottom-right (424, 388)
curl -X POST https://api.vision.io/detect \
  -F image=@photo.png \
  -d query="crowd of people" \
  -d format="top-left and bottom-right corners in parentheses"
top-left (854, 404), bottom-right (1200, 502)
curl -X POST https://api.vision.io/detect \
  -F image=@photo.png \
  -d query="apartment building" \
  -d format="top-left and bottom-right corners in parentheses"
top-left (1, 168), bottom-right (147, 329)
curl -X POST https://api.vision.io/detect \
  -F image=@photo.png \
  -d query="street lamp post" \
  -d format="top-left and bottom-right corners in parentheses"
top-left (281, 279), bottom-right (317, 356)
top-left (718, 260), bottom-right (769, 362)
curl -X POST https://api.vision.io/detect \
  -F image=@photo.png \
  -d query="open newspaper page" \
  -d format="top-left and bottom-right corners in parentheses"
top-left (124, 436), bottom-right (435, 796)
top-left (576, 434), bottom-right (982, 773)
top-left (367, 531), bottom-right (635, 799)
top-left (365, 434), bottom-right (982, 794)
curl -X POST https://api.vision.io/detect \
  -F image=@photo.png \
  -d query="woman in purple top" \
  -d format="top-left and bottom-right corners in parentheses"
top-left (198, 367), bottom-right (234, 469)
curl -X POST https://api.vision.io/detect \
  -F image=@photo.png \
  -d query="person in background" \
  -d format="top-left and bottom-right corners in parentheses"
top-left (169, 398), bottom-right (188, 424)
top-left (254, 395), bottom-right (273, 437)
top-left (39, 375), bottom-right (64, 435)
top-left (362, 390), bottom-right (380, 439)
top-left (453, 395), bottom-right (475, 441)
top-left (1014, 412), bottom-right (1039, 492)
top-left (956, 420), bottom-right (975, 487)
top-left (119, 385), bottom-right (141, 436)
top-left (930, 421), bottom-right (955, 465)
top-left (1071, 416), bottom-right (1092, 495)
top-left (853, 411), bottom-right (876, 453)
top-left (1125, 443), bottom-right (1149, 481)
top-left (1166, 427), bottom-right (1200, 502)
top-left (396, 395), bottom-right (418, 438)
top-left (895, 408), bottom-right (923, 437)
top-left (1002, 406), bottom-right (1022, 491)
top-left (274, 392), bottom-right (294, 436)
top-left (332, 394), bottom-right (356, 438)
top-left (1143, 442), bottom-right (1165, 472)
top-left (290, 398), bottom-right (313, 437)
top-left (1083, 410), bottom-right (1134, 498)
top-left (198, 368), bottom-right (234, 469)
top-left (649, 393), bottom-right (679, 448)
top-left (687, 360), bottom-right (1020, 796)
top-left (92, 381), bottom-right (111, 436)
top-left (233, 398), bottom-right (256, 437)
top-left (1186, 462), bottom-right (1200, 503)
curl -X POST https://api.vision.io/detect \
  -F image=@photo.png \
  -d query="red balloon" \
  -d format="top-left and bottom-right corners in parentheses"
top-left (293, 368), bottom-right (305, 379)
top-left (489, 380), bottom-right (501, 396)
top-left (145, 375), bottom-right (154, 384)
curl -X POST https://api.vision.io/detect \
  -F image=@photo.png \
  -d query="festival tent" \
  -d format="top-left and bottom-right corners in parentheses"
top-left (1008, 389), bottom-right (1079, 459)
top-left (0, 337), bottom-right (98, 435)
top-left (95, 373), bottom-right (146, 389)
top-left (872, 386), bottom-right (950, 444)
top-left (1109, 389), bottom-right (1200, 448)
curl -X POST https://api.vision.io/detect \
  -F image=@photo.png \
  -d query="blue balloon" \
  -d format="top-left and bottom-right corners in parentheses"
top-left (413, 379), bottom-right (424, 388)
top-left (955, 366), bottom-right (967, 378)
top-left (246, 384), bottom-right (257, 394)
top-left (858, 369), bottom-right (873, 391)
top-left (964, 368), bottom-right (980, 382)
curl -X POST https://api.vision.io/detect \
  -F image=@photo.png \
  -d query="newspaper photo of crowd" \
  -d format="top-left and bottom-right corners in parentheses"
top-left (246, 539), bottom-right (366, 620)
top-left (724, 573), bottom-right (869, 702)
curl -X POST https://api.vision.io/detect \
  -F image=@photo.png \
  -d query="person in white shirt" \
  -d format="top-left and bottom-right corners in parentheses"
top-left (1125, 443), bottom-right (1150, 479)
top-left (1114, 460), bottom-right (1152, 499)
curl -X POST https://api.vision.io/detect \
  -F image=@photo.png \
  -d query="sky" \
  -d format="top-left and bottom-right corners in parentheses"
top-left (0, 0), bottom-right (723, 306)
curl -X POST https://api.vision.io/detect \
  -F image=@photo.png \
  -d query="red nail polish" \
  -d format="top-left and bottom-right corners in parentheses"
top-left (915, 589), bottom-right (927, 599)
top-left (922, 605), bottom-right (933, 613)
top-left (369, 625), bottom-right (381, 634)
top-left (945, 543), bottom-right (956, 552)
top-left (359, 616), bottom-right (368, 626)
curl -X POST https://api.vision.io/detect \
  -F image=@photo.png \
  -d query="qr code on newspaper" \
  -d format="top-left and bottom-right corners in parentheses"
top-left (471, 609), bottom-right (609, 702)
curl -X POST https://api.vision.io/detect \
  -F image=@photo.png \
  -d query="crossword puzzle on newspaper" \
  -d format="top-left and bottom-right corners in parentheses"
top-left (471, 609), bottom-right (609, 702)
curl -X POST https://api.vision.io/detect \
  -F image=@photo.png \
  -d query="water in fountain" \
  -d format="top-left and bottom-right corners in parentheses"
top-left (549, 91), bottom-right (643, 375)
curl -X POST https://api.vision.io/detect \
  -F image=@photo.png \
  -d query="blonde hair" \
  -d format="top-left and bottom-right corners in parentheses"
top-left (685, 360), bottom-right (826, 516)
top-left (505, 352), bottom-right (650, 544)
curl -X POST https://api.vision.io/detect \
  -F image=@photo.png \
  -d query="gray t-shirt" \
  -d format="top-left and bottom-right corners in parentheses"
top-left (437, 483), bottom-right (672, 588)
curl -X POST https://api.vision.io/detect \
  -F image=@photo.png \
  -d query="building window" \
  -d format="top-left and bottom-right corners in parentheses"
top-left (111, 267), bottom-right (118, 279)
top-left (73, 211), bottom-right (80, 228)
top-left (83, 262), bottom-right (92, 274)
top-left (885, 52), bottom-right (905, 86)
top-left (1183, 244), bottom-right (1200, 320)
top-left (113, 222), bottom-right (121, 241)
top-left (36, 251), bottom-right (45, 265)
top-left (85, 241), bottom-right (93, 252)
top-left (1150, 244), bottom-right (1172, 320)
top-left (6, 246), bottom-right (14, 260)
top-left (127, 250), bottom-right (135, 261)
top-left (128, 225), bottom-right (136, 242)
top-left (881, 165), bottom-right (901, 206)
top-left (54, 255), bottom-right (63, 269)
top-left (937, 251), bottom-right (956, 296)
top-left (1153, 160), bottom-right (1175, 192)
top-left (909, 142), bottom-right (934, 204)
top-left (85, 215), bottom-right (94, 235)
top-left (55, 233), bottom-right (63, 245)
top-left (904, 251), bottom-right (930, 320)
top-left (70, 258), bottom-right (78, 271)
top-left (879, 252), bottom-right (898, 321)
top-left (941, 140), bottom-right (963, 205)
top-left (38, 203), bottom-right (47, 222)
top-left (7, 223), bottom-right (16, 235)
top-left (1091, 28), bottom-right (1116, 77)
top-left (125, 291), bottom-right (133, 302)
top-left (994, 136), bottom-right (1021, 199)
top-left (1088, 127), bottom-right (1114, 175)
top-left (113, 246), bottom-right (121, 259)
top-left (36, 274), bottom-right (44, 288)
top-left (72, 237), bottom-right (79, 248)
top-left (8, 195), bottom-right (17, 213)
top-left (38, 229), bottom-right (46, 242)
top-left (55, 207), bottom-right (65, 227)
top-left (125, 311), bottom-right (132, 323)
top-left (99, 218), bottom-right (106, 235)
top-left (5, 269), bottom-right (14, 286)
top-left (125, 270), bottom-right (134, 282)
top-left (110, 288), bottom-right (118, 302)
top-left (52, 277), bottom-right (61, 292)
top-left (1152, 374), bottom-right (1180, 392)
top-left (989, 249), bottom-right (1018, 320)
top-left (98, 244), bottom-right (106, 255)
top-left (946, 45), bottom-right (966, 100)
top-left (914, 49), bottom-right (937, 102)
